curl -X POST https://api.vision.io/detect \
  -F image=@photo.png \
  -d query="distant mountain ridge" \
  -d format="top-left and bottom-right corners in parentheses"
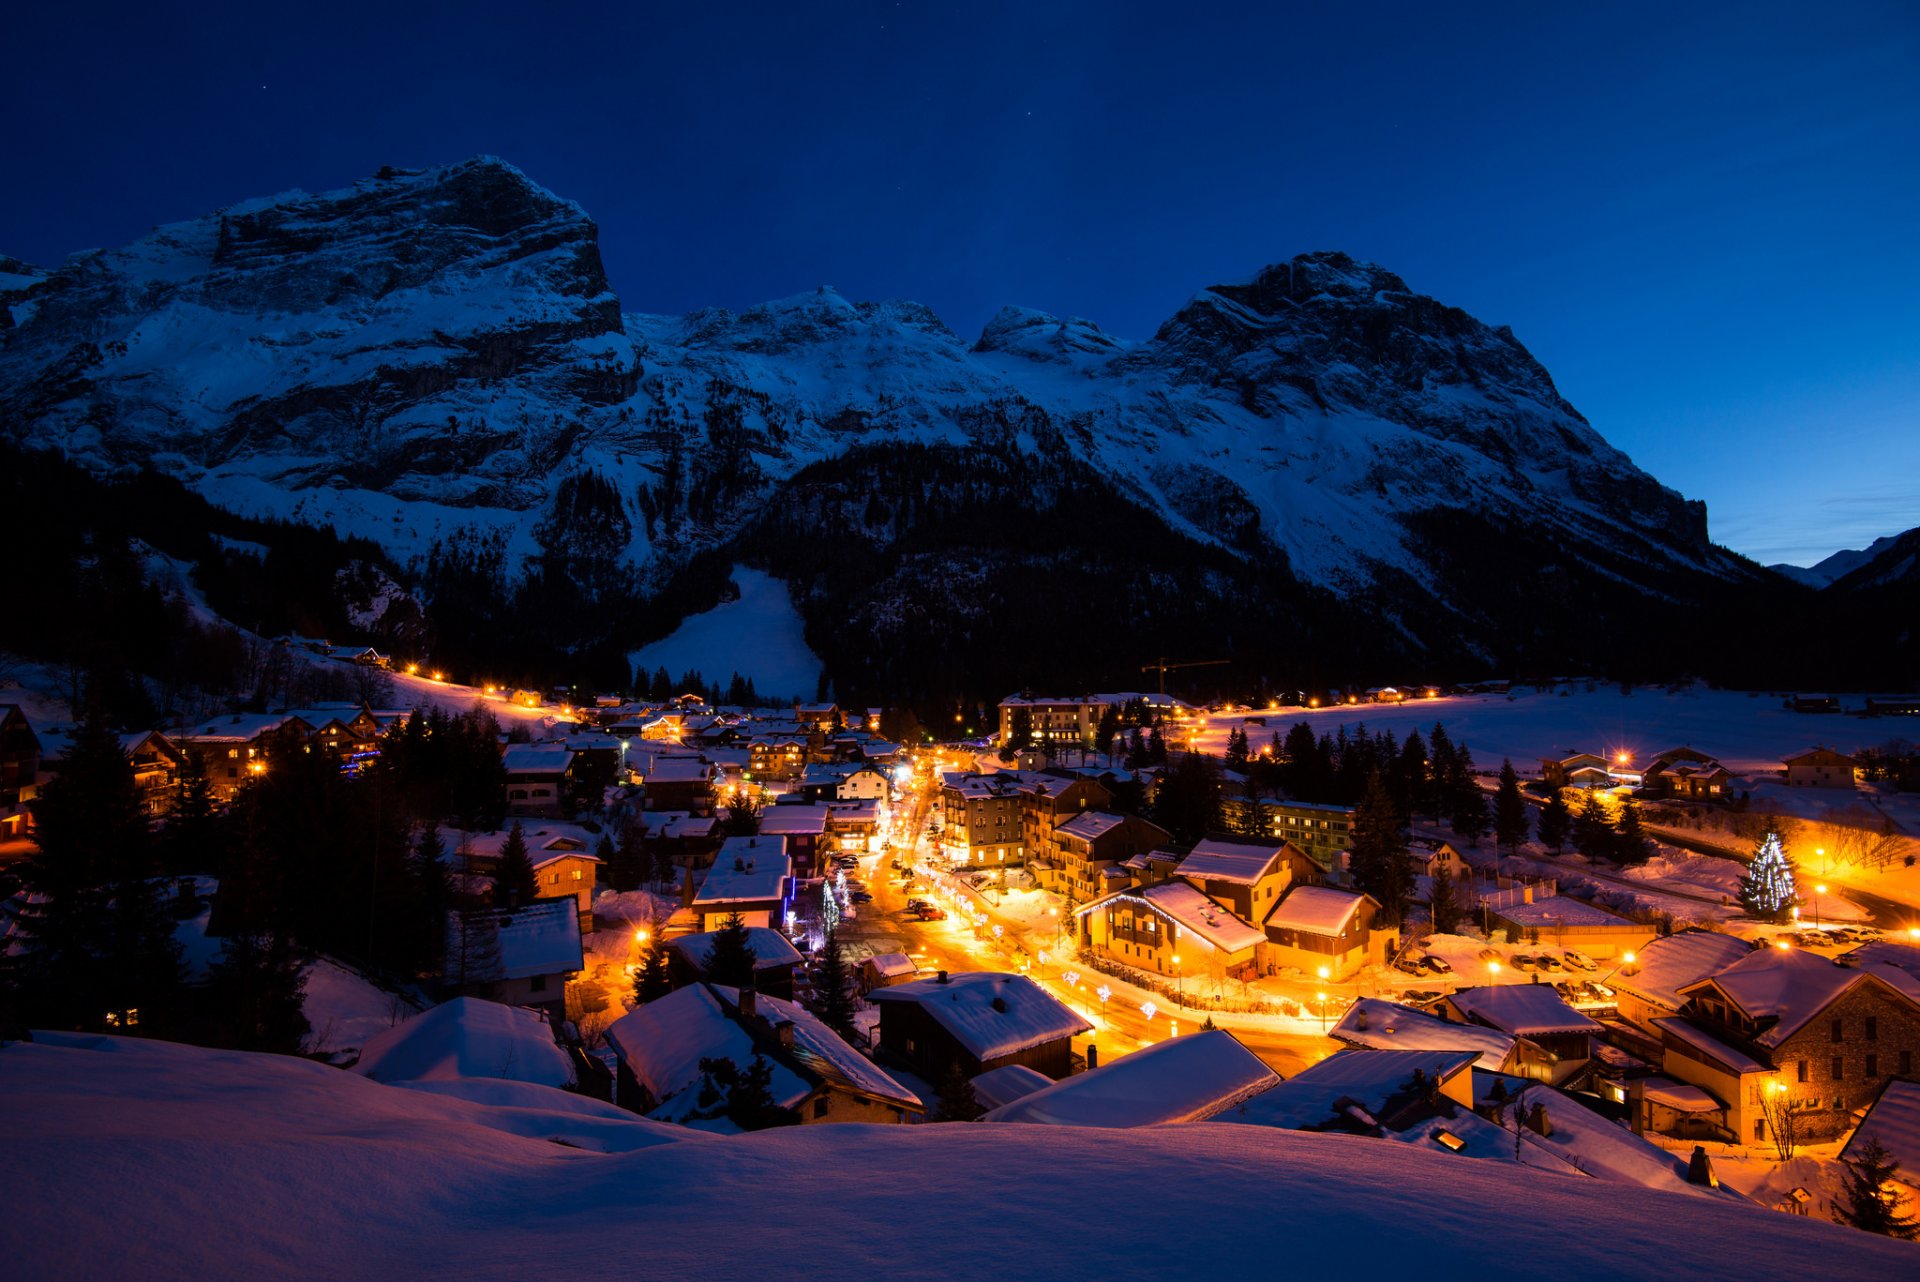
top-left (1771, 534), bottom-right (1904, 589)
top-left (0, 156), bottom-right (1830, 694)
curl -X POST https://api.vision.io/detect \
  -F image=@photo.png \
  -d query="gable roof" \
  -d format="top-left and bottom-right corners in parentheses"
top-left (1075, 881), bottom-right (1267, 954)
top-left (867, 972), bottom-right (1092, 1060)
top-left (1840, 1079), bottom-right (1920, 1189)
top-left (1678, 948), bottom-right (1869, 1047)
top-left (351, 998), bottom-right (573, 1089)
top-left (1331, 998), bottom-right (1517, 1072)
top-left (1611, 931), bottom-right (1754, 1012)
top-left (670, 927), bottom-right (803, 971)
top-left (1447, 985), bottom-right (1602, 1037)
top-left (444, 900), bottom-right (584, 984)
top-left (1056, 811), bottom-right (1127, 842)
top-left (1264, 885), bottom-right (1371, 937)
top-left (603, 985), bottom-right (813, 1119)
top-left (970, 1064), bottom-right (1054, 1113)
top-left (980, 1030), bottom-right (1279, 1127)
top-left (502, 743), bottom-right (574, 774)
top-left (695, 838), bottom-right (791, 905)
top-left (1178, 838), bottom-right (1289, 884)
top-left (1215, 1048), bottom-right (1477, 1131)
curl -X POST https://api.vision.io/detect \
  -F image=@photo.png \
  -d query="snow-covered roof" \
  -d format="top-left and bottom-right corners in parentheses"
top-left (502, 743), bottom-right (574, 774)
top-left (757, 805), bottom-right (830, 835)
top-left (1493, 895), bottom-right (1634, 929)
top-left (1650, 1017), bottom-right (1770, 1075)
top-left (604, 985), bottom-right (812, 1119)
top-left (1842, 1079), bottom-right (1920, 1188)
top-left (970, 1064), bottom-right (1054, 1113)
top-left (1331, 998), bottom-right (1517, 1072)
top-left (1447, 985), bottom-right (1602, 1037)
top-left (1679, 948), bottom-right (1866, 1047)
top-left (1264, 885), bottom-right (1370, 937)
top-left (1178, 838), bottom-right (1288, 884)
top-left (980, 1030), bottom-right (1279, 1127)
top-left (1501, 1083), bottom-right (1737, 1200)
top-left (755, 990), bottom-right (920, 1111)
top-left (1076, 881), bottom-right (1266, 954)
top-left (644, 756), bottom-right (715, 784)
top-left (1840, 939), bottom-right (1920, 978)
top-left (867, 972), bottom-right (1092, 1061)
top-left (352, 998), bottom-right (574, 1089)
top-left (1638, 1077), bottom-right (1722, 1114)
top-left (179, 712), bottom-right (311, 741)
top-left (670, 927), bottom-right (803, 971)
top-left (444, 899), bottom-right (584, 984)
top-left (1216, 1048), bottom-right (1477, 1131)
top-left (695, 838), bottom-right (791, 905)
top-left (1055, 811), bottom-right (1126, 842)
top-left (1610, 930), bottom-right (1753, 1012)
top-left (864, 952), bottom-right (919, 979)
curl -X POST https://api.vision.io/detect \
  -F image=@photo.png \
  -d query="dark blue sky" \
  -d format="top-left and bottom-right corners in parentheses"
top-left (5, 1), bottom-right (1915, 565)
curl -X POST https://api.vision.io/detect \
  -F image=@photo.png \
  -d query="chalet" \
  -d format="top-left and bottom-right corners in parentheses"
top-left (1439, 985), bottom-right (1602, 1085)
top-left (285, 705), bottom-right (385, 759)
top-left (1782, 747), bottom-right (1859, 789)
top-left (1865, 696), bottom-right (1920, 717)
top-left (1641, 747), bottom-right (1732, 802)
top-left (996, 695), bottom-right (1110, 749)
top-left (120, 730), bottom-right (186, 817)
top-left (859, 952), bottom-right (922, 993)
top-left (1787, 694), bottom-right (1841, 714)
top-left (603, 984), bottom-right (922, 1126)
top-left (0, 704), bottom-right (41, 838)
top-left (638, 755), bottom-right (717, 814)
top-left (758, 803), bottom-right (832, 877)
top-left (1015, 774), bottom-right (1113, 886)
top-left (176, 713), bottom-right (317, 799)
top-left (822, 800), bottom-right (883, 854)
top-left (692, 836), bottom-right (792, 930)
top-left (1365, 686), bottom-right (1407, 704)
top-left (1541, 753), bottom-right (1611, 789)
top-left (531, 839), bottom-right (600, 933)
top-left (668, 927), bottom-right (804, 1000)
top-left (1051, 811), bottom-right (1171, 901)
top-left (794, 703), bottom-right (841, 735)
top-left (1656, 947), bottom-right (1920, 1144)
top-left (1215, 1047), bottom-right (1480, 1133)
top-left (442, 898), bottom-right (585, 1020)
top-left (979, 1029), bottom-right (1280, 1127)
top-left (868, 971), bottom-right (1092, 1082)
top-left (1075, 878), bottom-right (1268, 985)
top-left (501, 743), bottom-right (576, 817)
top-left (748, 735), bottom-right (809, 783)
top-left (1263, 885), bottom-right (1393, 980)
top-left (1611, 930), bottom-right (1756, 1032)
top-left (1178, 837), bottom-right (1321, 924)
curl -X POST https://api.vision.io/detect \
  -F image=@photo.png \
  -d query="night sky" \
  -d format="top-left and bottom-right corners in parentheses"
top-left (5, 1), bottom-right (1915, 566)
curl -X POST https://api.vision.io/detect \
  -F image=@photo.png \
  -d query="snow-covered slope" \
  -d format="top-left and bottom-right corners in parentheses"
top-left (1771, 534), bottom-right (1903, 588)
top-left (3, 158), bottom-right (1729, 592)
top-left (3, 1032), bottom-right (1907, 1281)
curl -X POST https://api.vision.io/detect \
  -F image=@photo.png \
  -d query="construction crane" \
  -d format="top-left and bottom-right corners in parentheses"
top-left (1139, 657), bottom-right (1229, 696)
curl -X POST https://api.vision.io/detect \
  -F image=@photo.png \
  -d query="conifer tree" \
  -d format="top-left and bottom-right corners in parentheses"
top-left (1536, 790), bottom-right (1572, 855)
top-left (1452, 780), bottom-right (1492, 847)
top-left (933, 1064), bottom-right (983, 1121)
top-left (609, 822), bottom-right (645, 892)
top-left (1612, 799), bottom-right (1652, 867)
top-left (410, 823), bottom-right (453, 976)
top-left (1426, 724), bottom-right (1458, 822)
top-left (721, 794), bottom-right (761, 837)
top-left (1348, 771), bottom-right (1411, 925)
top-left (1572, 789), bottom-right (1614, 862)
top-left (726, 1053), bottom-right (792, 1129)
top-left (703, 911), bottom-right (757, 988)
top-left (1831, 1137), bottom-right (1920, 1238)
top-left (651, 840), bottom-right (678, 892)
top-left (1429, 862), bottom-right (1462, 935)
top-left (160, 748), bottom-right (223, 875)
top-left (1493, 760), bottom-right (1529, 853)
top-left (633, 934), bottom-right (674, 1003)
top-left (1738, 830), bottom-right (1797, 923)
top-left (814, 928), bottom-right (857, 1041)
top-left (1224, 727), bottom-right (1251, 774)
top-left (493, 821), bottom-right (538, 908)
top-left (204, 928), bottom-right (310, 1054)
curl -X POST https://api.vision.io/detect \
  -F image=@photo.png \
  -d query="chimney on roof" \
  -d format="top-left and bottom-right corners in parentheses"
top-left (774, 1019), bottom-right (795, 1049)
top-left (937, 970), bottom-right (949, 984)
top-left (738, 986), bottom-right (757, 1020)
top-left (1687, 1145), bottom-right (1719, 1188)
top-left (1085, 1042), bottom-right (1099, 1070)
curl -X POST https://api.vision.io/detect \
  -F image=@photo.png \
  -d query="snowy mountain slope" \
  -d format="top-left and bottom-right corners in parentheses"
top-left (1, 157), bottom-right (1775, 684)
top-left (1770, 534), bottom-right (1903, 588)
top-left (4, 1032), bottom-right (1907, 1282)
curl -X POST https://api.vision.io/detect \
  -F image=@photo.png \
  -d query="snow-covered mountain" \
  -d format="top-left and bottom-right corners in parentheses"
top-left (1, 157), bottom-right (1766, 686)
top-left (1771, 535), bottom-right (1904, 589)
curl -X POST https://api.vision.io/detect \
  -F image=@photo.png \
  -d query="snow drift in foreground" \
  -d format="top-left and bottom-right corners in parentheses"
top-left (2, 1033), bottom-right (1907, 1281)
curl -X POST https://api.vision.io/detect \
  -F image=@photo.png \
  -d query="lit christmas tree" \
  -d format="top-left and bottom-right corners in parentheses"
top-left (1738, 830), bottom-right (1797, 922)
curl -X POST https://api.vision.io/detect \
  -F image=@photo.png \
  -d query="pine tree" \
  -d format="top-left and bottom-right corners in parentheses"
top-left (608, 822), bottom-right (645, 892)
top-left (721, 794), bottom-right (761, 837)
top-left (933, 1064), bottom-right (982, 1121)
top-left (1426, 724), bottom-right (1458, 823)
top-left (1224, 727), bottom-right (1251, 773)
top-left (1430, 862), bottom-right (1462, 935)
top-left (726, 1053), bottom-right (792, 1129)
top-left (1831, 1137), bottom-right (1920, 1238)
top-left (1005, 706), bottom-right (1034, 754)
top-left (1493, 760), bottom-right (1529, 853)
top-left (492, 821), bottom-right (538, 908)
top-left (813, 928), bottom-right (857, 1041)
top-left (704, 911), bottom-right (757, 988)
top-left (1452, 781), bottom-right (1491, 847)
top-left (203, 928), bottom-right (310, 1054)
top-left (1612, 800), bottom-right (1652, 866)
top-left (651, 840), bottom-right (678, 892)
top-left (1572, 789), bottom-right (1613, 862)
top-left (410, 824), bottom-right (453, 977)
top-left (160, 748), bottom-right (223, 875)
top-left (1536, 790), bottom-right (1572, 855)
top-left (1349, 772), bottom-right (1411, 925)
top-left (1738, 830), bottom-right (1797, 923)
top-left (633, 935), bottom-right (674, 1003)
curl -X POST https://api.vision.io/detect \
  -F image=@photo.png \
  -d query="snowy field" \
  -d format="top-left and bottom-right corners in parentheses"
top-left (4, 1032), bottom-right (1909, 1282)
top-left (627, 566), bottom-right (822, 702)
top-left (1196, 685), bottom-right (1899, 775)
top-left (300, 957), bottom-right (423, 1058)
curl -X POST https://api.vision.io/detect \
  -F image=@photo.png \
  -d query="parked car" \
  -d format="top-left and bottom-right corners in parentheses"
top-left (1562, 951), bottom-right (1597, 972)
top-left (1537, 955), bottom-right (1564, 973)
top-left (1421, 955), bottom-right (1454, 975)
top-left (1478, 947), bottom-right (1502, 961)
top-left (914, 905), bottom-right (947, 921)
top-left (1395, 955), bottom-right (1428, 976)
top-left (849, 891), bottom-right (873, 904)
top-left (1511, 954), bottom-right (1538, 972)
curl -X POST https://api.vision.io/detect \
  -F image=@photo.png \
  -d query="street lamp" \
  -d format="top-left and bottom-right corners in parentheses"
top-left (1489, 960), bottom-right (1502, 984)
top-left (1814, 883), bottom-right (1826, 931)
top-left (1173, 953), bottom-right (1183, 1005)
top-left (1316, 990), bottom-right (1329, 1033)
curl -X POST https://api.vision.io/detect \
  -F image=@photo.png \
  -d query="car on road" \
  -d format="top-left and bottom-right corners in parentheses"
top-left (913, 904), bottom-right (947, 921)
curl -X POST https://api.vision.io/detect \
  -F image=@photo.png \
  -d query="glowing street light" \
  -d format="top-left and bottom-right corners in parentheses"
top-left (1316, 990), bottom-right (1330, 1033)
top-left (1173, 953), bottom-right (1183, 1004)
top-left (1813, 883), bottom-right (1827, 931)
top-left (1488, 960), bottom-right (1502, 983)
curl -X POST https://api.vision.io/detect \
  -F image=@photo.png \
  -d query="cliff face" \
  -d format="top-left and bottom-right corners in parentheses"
top-left (1, 158), bottom-right (1765, 682)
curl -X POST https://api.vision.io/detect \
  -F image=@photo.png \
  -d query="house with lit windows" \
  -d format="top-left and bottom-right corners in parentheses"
top-left (0, 704), bottom-right (41, 838)
top-left (1051, 811), bottom-right (1171, 901)
top-left (937, 771), bottom-right (1025, 871)
top-left (175, 713), bottom-right (317, 799)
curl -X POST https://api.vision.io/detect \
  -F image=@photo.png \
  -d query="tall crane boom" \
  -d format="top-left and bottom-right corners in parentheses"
top-left (1139, 657), bottom-right (1229, 696)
